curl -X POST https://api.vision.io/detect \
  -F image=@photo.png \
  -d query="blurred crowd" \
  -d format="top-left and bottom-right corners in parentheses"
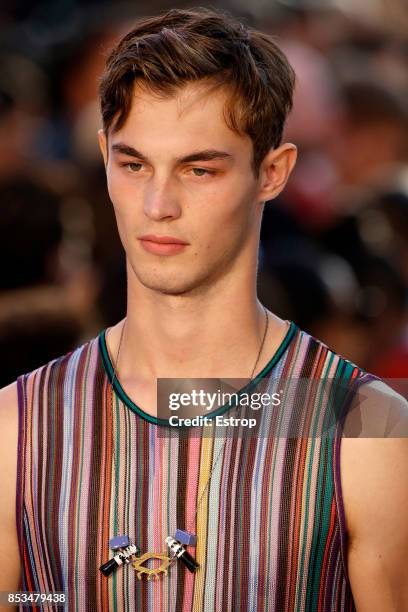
top-left (0, 0), bottom-right (407, 387)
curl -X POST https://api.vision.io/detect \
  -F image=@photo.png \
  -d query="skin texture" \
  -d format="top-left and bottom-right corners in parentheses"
top-left (1, 79), bottom-right (407, 610)
top-left (341, 436), bottom-right (408, 611)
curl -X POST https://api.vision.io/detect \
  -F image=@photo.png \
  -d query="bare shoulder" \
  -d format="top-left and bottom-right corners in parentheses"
top-left (0, 381), bottom-right (19, 452)
top-left (0, 381), bottom-right (22, 592)
top-left (340, 379), bottom-right (408, 610)
top-left (0, 380), bottom-right (19, 462)
top-left (0, 379), bottom-right (19, 413)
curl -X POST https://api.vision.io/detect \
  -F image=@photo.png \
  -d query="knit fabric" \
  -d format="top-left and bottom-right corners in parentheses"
top-left (16, 320), bottom-right (377, 611)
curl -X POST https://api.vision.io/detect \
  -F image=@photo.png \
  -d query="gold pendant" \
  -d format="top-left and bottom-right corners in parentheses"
top-left (131, 552), bottom-right (172, 580)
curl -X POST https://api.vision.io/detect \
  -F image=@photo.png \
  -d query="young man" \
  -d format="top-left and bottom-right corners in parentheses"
top-left (0, 7), bottom-right (407, 611)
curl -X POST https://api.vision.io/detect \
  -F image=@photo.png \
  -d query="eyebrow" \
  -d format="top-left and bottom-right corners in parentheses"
top-left (111, 142), bottom-right (234, 164)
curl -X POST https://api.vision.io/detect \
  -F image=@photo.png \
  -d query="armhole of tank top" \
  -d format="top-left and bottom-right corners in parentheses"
top-left (16, 374), bottom-right (26, 581)
top-left (333, 370), bottom-right (381, 587)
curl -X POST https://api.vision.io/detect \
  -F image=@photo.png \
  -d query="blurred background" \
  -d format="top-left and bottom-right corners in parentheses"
top-left (0, 0), bottom-right (407, 387)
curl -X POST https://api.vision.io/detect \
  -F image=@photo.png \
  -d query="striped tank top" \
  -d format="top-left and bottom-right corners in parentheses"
top-left (16, 320), bottom-right (377, 611)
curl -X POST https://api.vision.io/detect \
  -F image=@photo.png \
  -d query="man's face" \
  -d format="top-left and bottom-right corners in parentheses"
top-left (100, 81), bottom-right (264, 296)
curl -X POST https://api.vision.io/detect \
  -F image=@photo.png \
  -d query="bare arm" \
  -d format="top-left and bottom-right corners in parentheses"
top-left (0, 382), bottom-right (22, 601)
top-left (341, 383), bottom-right (408, 611)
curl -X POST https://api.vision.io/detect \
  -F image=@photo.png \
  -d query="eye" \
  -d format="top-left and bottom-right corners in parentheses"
top-left (191, 168), bottom-right (216, 177)
top-left (121, 162), bottom-right (142, 172)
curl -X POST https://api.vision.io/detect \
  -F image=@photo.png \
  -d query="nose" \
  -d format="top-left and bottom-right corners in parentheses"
top-left (143, 175), bottom-right (182, 222)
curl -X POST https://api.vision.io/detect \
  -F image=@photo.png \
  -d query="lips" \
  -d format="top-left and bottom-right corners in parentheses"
top-left (139, 234), bottom-right (188, 245)
top-left (138, 234), bottom-right (189, 255)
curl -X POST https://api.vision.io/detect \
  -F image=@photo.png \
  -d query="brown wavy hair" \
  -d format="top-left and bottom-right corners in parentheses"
top-left (99, 7), bottom-right (295, 177)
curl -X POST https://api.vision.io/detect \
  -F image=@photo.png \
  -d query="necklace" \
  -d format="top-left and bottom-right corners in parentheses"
top-left (100, 305), bottom-right (269, 581)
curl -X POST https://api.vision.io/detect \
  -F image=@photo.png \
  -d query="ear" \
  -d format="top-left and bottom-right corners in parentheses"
top-left (98, 129), bottom-right (108, 168)
top-left (256, 143), bottom-right (297, 203)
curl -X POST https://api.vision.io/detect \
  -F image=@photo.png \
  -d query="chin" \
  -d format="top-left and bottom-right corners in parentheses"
top-left (128, 254), bottom-right (231, 296)
top-left (135, 269), bottom-right (208, 296)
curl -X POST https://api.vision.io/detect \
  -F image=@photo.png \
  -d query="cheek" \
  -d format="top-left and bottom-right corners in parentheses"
top-left (207, 185), bottom-right (254, 226)
top-left (107, 166), bottom-right (124, 200)
top-left (106, 169), bottom-right (137, 220)
top-left (196, 197), bottom-right (254, 256)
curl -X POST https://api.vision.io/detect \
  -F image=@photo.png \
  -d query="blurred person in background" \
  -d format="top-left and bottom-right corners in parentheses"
top-left (327, 79), bottom-right (408, 214)
top-left (0, 44), bottom-right (103, 385)
top-left (0, 174), bottom-right (100, 386)
top-left (315, 190), bottom-right (408, 380)
top-left (259, 3), bottom-right (408, 376)
top-left (0, 7), bottom-right (407, 612)
top-left (0, 56), bottom-right (45, 180)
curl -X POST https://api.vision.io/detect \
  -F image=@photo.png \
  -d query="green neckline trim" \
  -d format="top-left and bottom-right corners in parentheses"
top-left (98, 319), bottom-right (298, 427)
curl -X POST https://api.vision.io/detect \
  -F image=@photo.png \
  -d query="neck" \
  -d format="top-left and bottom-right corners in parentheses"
top-left (105, 262), bottom-right (291, 419)
top-left (108, 267), bottom-right (288, 384)
top-left (127, 298), bottom-right (266, 381)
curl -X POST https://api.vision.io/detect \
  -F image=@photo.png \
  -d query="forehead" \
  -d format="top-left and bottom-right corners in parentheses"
top-left (133, 79), bottom-right (225, 116)
top-left (112, 80), bottom-right (250, 155)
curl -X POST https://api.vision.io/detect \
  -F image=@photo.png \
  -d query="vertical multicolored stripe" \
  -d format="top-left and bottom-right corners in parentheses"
top-left (16, 320), bottom-right (376, 611)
